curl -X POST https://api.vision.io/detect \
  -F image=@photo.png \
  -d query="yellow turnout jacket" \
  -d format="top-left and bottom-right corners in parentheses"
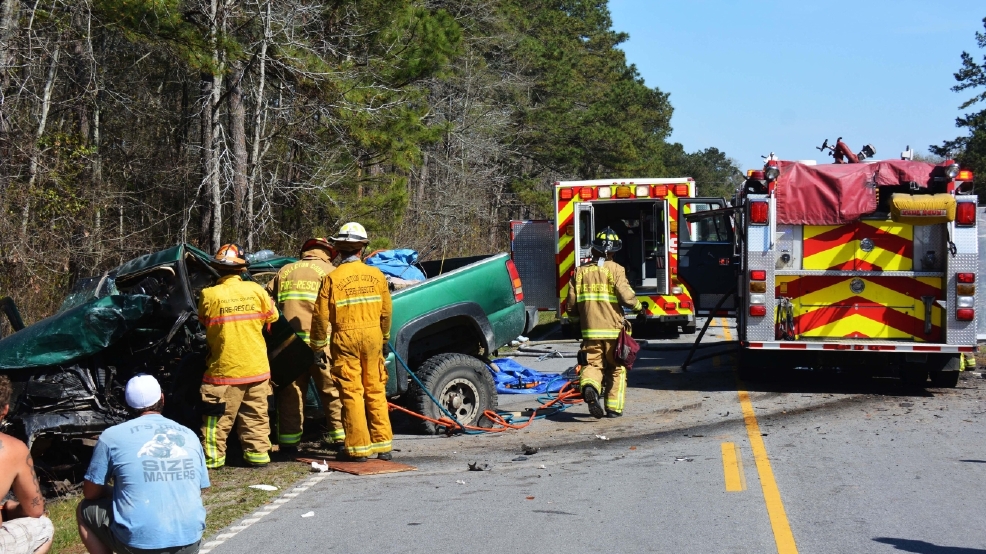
top-left (198, 275), bottom-right (279, 384)
top-left (310, 258), bottom-right (392, 349)
top-left (265, 249), bottom-right (335, 345)
top-left (566, 259), bottom-right (641, 339)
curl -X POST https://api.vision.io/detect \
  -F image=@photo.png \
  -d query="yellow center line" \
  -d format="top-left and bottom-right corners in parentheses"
top-left (721, 442), bottom-right (746, 491)
top-left (738, 388), bottom-right (798, 553)
top-left (720, 317), bottom-right (733, 341)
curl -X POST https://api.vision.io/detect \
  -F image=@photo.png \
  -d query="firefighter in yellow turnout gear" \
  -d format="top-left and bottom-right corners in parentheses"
top-left (266, 238), bottom-right (346, 451)
top-left (567, 228), bottom-right (642, 418)
top-left (310, 222), bottom-right (394, 462)
top-left (198, 244), bottom-right (279, 468)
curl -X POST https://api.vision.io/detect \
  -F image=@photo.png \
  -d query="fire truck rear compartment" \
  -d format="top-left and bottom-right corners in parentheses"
top-left (591, 201), bottom-right (667, 293)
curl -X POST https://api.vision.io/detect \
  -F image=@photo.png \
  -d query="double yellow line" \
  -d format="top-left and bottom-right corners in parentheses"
top-left (718, 318), bottom-right (798, 554)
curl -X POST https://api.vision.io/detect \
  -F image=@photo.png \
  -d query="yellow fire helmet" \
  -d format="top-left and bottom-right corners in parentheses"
top-left (591, 227), bottom-right (623, 253)
top-left (331, 222), bottom-right (369, 244)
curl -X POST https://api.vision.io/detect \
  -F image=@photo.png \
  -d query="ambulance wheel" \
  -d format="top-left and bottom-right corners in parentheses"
top-left (408, 353), bottom-right (498, 434)
top-left (681, 323), bottom-right (697, 335)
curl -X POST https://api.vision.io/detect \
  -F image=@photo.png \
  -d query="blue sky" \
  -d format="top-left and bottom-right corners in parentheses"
top-left (608, 1), bottom-right (986, 170)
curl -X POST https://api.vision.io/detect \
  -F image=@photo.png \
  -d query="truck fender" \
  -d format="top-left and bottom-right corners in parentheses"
top-left (394, 301), bottom-right (495, 364)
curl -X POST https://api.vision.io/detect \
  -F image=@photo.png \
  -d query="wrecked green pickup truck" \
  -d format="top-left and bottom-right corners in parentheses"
top-left (0, 245), bottom-right (526, 473)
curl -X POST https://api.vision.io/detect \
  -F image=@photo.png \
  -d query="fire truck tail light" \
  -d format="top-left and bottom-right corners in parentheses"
top-left (957, 283), bottom-right (975, 296)
top-left (615, 185), bottom-right (633, 199)
top-left (680, 300), bottom-right (693, 309)
top-left (749, 305), bottom-right (767, 317)
top-left (578, 187), bottom-right (595, 200)
top-left (671, 286), bottom-right (683, 295)
top-left (652, 185), bottom-right (667, 197)
top-left (559, 188), bottom-right (573, 201)
top-left (957, 273), bottom-right (975, 283)
top-left (598, 186), bottom-right (612, 199)
top-left (663, 302), bottom-right (676, 311)
top-left (749, 294), bottom-right (765, 305)
top-left (505, 260), bottom-right (524, 302)
top-left (957, 296), bottom-right (975, 309)
top-left (750, 270), bottom-right (766, 281)
top-left (956, 202), bottom-right (975, 226)
top-left (635, 185), bottom-right (649, 197)
top-left (674, 184), bottom-right (689, 197)
top-left (957, 308), bottom-right (975, 321)
top-left (958, 169), bottom-right (974, 181)
top-left (749, 201), bottom-right (769, 224)
top-left (750, 281), bottom-right (767, 293)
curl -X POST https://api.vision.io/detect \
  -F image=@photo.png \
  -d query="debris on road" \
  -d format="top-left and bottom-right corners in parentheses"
top-left (595, 435), bottom-right (609, 440)
top-left (301, 511), bottom-right (315, 518)
top-left (456, 480), bottom-right (466, 485)
top-left (311, 460), bottom-right (329, 473)
top-left (522, 444), bottom-right (540, 455)
top-left (511, 456), bottom-right (528, 462)
top-left (674, 457), bottom-right (694, 462)
top-left (248, 485), bottom-right (278, 491)
top-left (538, 464), bottom-right (546, 469)
top-left (468, 461), bottom-right (491, 471)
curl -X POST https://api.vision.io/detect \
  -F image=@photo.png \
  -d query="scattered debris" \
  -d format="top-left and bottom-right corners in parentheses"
top-left (629, 446), bottom-right (637, 451)
top-left (301, 511), bottom-right (315, 518)
top-left (674, 457), bottom-right (694, 462)
top-left (311, 460), bottom-right (329, 473)
top-left (522, 444), bottom-right (540, 455)
top-left (468, 461), bottom-right (491, 471)
top-left (525, 496), bottom-right (535, 500)
top-left (899, 402), bottom-right (913, 408)
top-left (456, 480), bottom-right (466, 485)
top-left (595, 435), bottom-right (609, 441)
top-left (248, 485), bottom-right (278, 491)
top-left (511, 456), bottom-right (528, 462)
top-left (538, 464), bottom-right (546, 470)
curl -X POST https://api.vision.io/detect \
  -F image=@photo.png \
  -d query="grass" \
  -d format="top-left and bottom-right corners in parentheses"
top-left (45, 457), bottom-right (311, 554)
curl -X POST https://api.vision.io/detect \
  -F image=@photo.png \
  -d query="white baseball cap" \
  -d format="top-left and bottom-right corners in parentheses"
top-left (125, 374), bottom-right (162, 410)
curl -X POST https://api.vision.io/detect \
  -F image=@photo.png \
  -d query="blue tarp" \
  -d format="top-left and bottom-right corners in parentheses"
top-left (489, 358), bottom-right (567, 394)
top-left (365, 249), bottom-right (426, 281)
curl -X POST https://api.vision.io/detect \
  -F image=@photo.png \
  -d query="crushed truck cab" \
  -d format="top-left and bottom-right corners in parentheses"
top-left (683, 159), bottom-right (977, 386)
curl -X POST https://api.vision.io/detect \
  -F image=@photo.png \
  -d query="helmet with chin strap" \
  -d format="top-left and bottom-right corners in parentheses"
top-left (591, 227), bottom-right (622, 253)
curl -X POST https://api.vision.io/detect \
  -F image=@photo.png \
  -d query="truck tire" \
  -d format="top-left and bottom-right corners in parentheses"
top-left (737, 349), bottom-right (768, 382)
top-left (408, 353), bottom-right (498, 434)
top-left (681, 323), bottom-right (697, 335)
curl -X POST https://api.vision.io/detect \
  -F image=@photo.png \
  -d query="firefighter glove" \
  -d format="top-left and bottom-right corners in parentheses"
top-left (316, 350), bottom-right (329, 370)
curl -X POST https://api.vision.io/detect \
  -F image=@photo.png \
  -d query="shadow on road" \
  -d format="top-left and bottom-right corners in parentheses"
top-left (873, 537), bottom-right (986, 553)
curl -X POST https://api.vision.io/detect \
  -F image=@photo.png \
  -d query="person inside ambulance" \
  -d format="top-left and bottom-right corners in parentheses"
top-left (197, 244), bottom-right (279, 468)
top-left (266, 238), bottom-right (346, 453)
top-left (567, 227), bottom-right (643, 418)
top-left (310, 223), bottom-right (394, 462)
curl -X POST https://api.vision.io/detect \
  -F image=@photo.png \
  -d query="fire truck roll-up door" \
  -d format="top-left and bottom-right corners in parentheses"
top-left (678, 198), bottom-right (737, 315)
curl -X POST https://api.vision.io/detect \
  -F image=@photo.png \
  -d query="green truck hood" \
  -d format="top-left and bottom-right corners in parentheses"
top-left (0, 295), bottom-right (154, 370)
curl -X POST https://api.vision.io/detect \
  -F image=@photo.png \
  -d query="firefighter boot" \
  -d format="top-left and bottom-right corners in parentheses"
top-left (582, 385), bottom-right (605, 419)
top-left (377, 452), bottom-right (393, 461)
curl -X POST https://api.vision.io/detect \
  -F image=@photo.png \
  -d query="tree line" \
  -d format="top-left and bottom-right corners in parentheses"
top-left (0, 0), bottom-right (743, 326)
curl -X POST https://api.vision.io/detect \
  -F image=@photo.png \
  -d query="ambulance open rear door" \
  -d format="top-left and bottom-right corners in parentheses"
top-left (678, 198), bottom-right (737, 315)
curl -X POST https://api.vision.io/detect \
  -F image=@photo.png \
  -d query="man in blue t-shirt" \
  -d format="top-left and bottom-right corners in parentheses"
top-left (77, 374), bottom-right (209, 554)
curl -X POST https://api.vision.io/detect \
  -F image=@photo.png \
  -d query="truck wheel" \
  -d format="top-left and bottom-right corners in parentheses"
top-left (408, 353), bottom-right (498, 434)
top-left (900, 366), bottom-right (928, 388)
top-left (681, 323), bottom-right (697, 335)
top-left (737, 349), bottom-right (768, 382)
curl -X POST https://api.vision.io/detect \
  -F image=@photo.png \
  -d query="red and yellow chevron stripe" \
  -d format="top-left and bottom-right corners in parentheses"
top-left (776, 275), bottom-right (943, 341)
top-left (803, 221), bottom-right (913, 271)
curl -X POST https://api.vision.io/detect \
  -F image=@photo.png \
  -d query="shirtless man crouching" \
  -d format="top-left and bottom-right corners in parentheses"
top-left (0, 375), bottom-right (53, 554)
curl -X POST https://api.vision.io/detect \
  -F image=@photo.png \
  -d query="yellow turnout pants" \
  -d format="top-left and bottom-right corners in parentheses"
top-left (578, 339), bottom-right (627, 414)
top-left (276, 363), bottom-right (345, 445)
top-left (201, 380), bottom-right (272, 468)
top-left (330, 328), bottom-right (392, 457)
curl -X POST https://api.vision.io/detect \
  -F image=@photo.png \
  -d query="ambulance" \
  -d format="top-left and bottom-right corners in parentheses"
top-left (682, 157), bottom-right (977, 386)
top-left (511, 178), bottom-right (732, 335)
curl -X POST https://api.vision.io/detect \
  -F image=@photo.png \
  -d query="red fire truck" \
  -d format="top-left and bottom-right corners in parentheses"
top-left (682, 157), bottom-right (977, 386)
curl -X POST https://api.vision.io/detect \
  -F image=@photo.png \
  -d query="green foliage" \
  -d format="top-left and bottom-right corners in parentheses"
top-left (662, 144), bottom-right (744, 200)
top-left (931, 16), bottom-right (986, 198)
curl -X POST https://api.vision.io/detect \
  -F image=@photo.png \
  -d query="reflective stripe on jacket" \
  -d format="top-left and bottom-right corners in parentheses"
top-left (199, 275), bottom-right (279, 384)
top-left (310, 259), bottom-right (392, 349)
top-left (566, 259), bottom-right (641, 340)
top-left (266, 251), bottom-right (335, 346)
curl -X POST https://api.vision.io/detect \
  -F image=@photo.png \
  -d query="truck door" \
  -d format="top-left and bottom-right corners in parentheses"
top-left (573, 203), bottom-right (594, 267)
top-left (678, 198), bottom-right (737, 315)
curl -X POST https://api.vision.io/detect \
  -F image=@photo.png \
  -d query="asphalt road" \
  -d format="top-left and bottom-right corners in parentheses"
top-left (202, 319), bottom-right (986, 554)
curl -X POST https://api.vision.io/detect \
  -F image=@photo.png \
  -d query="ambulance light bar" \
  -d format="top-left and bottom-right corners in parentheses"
top-left (653, 185), bottom-right (667, 197)
top-left (559, 188), bottom-right (573, 200)
top-left (615, 186), bottom-right (633, 198)
top-left (635, 185), bottom-right (650, 197)
top-left (598, 186), bottom-right (612, 199)
top-left (674, 184), bottom-right (689, 196)
top-left (579, 187), bottom-right (596, 200)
